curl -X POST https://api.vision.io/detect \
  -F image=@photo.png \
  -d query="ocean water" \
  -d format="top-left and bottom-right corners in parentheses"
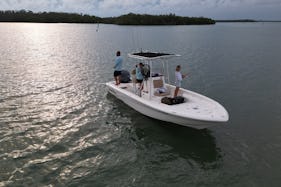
top-left (0, 22), bottom-right (281, 186)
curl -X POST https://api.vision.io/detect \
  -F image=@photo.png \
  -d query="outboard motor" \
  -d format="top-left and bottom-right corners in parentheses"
top-left (120, 70), bottom-right (131, 83)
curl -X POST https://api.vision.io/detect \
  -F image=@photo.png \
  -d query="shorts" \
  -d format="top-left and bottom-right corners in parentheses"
top-left (175, 81), bottom-right (181, 88)
top-left (114, 71), bottom-right (122, 77)
top-left (136, 79), bottom-right (143, 83)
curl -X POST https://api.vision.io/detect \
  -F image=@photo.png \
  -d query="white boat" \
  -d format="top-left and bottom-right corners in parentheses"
top-left (106, 52), bottom-right (229, 129)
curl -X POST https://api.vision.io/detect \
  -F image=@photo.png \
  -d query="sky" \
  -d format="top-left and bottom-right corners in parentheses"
top-left (0, 0), bottom-right (281, 20)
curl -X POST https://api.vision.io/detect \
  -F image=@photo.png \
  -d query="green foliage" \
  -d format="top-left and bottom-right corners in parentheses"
top-left (103, 13), bottom-right (215, 25)
top-left (0, 10), bottom-right (215, 25)
top-left (0, 10), bottom-right (101, 23)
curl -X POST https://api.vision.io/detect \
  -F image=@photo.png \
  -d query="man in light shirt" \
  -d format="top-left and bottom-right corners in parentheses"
top-left (174, 65), bottom-right (187, 97)
top-left (113, 51), bottom-right (123, 85)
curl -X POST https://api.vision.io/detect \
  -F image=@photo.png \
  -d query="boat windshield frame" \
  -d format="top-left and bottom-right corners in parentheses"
top-left (128, 51), bottom-right (180, 99)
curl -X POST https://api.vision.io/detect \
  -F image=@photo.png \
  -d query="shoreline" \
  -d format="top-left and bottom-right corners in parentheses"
top-left (0, 10), bottom-right (215, 25)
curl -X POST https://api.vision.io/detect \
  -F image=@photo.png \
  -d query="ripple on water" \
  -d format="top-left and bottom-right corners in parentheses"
top-left (0, 70), bottom-right (138, 185)
top-left (1, 23), bottom-right (281, 186)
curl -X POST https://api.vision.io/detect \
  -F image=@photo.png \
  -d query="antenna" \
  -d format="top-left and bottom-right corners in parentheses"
top-left (96, 23), bottom-right (99, 32)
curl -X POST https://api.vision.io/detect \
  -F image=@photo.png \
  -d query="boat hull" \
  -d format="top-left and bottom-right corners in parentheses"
top-left (107, 83), bottom-right (225, 129)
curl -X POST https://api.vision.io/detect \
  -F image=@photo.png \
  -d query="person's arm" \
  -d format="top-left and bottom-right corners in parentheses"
top-left (182, 73), bottom-right (187, 79)
top-left (113, 59), bottom-right (117, 68)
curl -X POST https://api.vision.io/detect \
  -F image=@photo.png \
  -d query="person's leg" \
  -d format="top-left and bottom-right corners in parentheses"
top-left (140, 80), bottom-right (143, 90)
top-left (117, 75), bottom-right (121, 85)
top-left (114, 76), bottom-right (118, 85)
top-left (114, 71), bottom-right (118, 85)
top-left (136, 80), bottom-right (141, 89)
top-left (114, 71), bottom-right (121, 85)
top-left (174, 87), bottom-right (179, 97)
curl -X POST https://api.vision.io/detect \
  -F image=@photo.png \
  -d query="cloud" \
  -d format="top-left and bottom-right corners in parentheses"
top-left (0, 0), bottom-right (280, 19)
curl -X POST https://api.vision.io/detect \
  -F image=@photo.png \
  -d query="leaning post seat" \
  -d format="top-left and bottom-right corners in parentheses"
top-left (153, 77), bottom-right (170, 96)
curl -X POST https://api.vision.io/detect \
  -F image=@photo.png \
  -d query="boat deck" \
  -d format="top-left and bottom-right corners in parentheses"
top-left (110, 82), bottom-right (228, 122)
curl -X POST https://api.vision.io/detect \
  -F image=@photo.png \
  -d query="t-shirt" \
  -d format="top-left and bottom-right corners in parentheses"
top-left (136, 66), bottom-right (144, 80)
top-left (114, 56), bottom-right (123, 71)
top-left (175, 71), bottom-right (182, 82)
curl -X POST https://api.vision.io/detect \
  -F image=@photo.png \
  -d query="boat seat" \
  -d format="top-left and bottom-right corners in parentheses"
top-left (153, 79), bottom-right (170, 96)
top-left (153, 79), bottom-right (164, 88)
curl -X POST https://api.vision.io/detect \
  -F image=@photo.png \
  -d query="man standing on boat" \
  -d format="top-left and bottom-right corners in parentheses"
top-left (113, 51), bottom-right (123, 85)
top-left (174, 65), bottom-right (187, 97)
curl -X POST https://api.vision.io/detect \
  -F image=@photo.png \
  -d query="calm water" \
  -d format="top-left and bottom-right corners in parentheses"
top-left (0, 22), bottom-right (281, 186)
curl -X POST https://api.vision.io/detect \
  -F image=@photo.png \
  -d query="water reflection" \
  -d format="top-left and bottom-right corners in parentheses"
top-left (103, 94), bottom-right (223, 186)
top-left (107, 93), bottom-right (222, 170)
top-left (2, 22), bottom-right (280, 186)
top-left (138, 122), bottom-right (221, 168)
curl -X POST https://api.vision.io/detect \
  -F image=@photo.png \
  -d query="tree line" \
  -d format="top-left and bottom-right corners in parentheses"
top-left (0, 10), bottom-right (101, 23)
top-left (0, 10), bottom-right (215, 25)
top-left (103, 13), bottom-right (215, 25)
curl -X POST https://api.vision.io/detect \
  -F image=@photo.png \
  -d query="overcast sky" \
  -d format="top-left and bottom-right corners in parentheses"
top-left (0, 0), bottom-right (281, 20)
